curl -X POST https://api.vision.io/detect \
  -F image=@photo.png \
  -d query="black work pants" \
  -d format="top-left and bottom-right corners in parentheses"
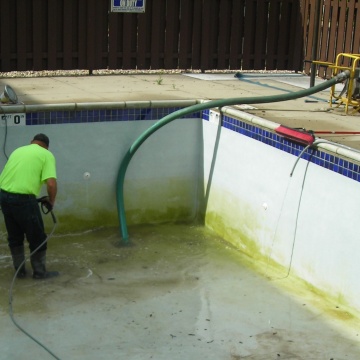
top-left (0, 191), bottom-right (47, 252)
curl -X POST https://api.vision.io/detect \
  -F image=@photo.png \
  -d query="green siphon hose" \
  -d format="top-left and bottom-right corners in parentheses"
top-left (116, 70), bottom-right (350, 242)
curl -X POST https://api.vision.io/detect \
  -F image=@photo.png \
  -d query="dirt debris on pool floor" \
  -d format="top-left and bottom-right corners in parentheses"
top-left (0, 224), bottom-right (359, 359)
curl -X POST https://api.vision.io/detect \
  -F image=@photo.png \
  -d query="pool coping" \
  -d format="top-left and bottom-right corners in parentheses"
top-left (2, 98), bottom-right (360, 166)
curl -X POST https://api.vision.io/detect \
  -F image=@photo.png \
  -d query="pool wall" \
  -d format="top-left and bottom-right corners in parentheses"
top-left (202, 108), bottom-right (360, 314)
top-left (1, 101), bottom-right (360, 315)
top-left (0, 103), bottom-right (203, 232)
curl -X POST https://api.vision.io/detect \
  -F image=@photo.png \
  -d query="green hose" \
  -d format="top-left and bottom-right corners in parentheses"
top-left (116, 70), bottom-right (350, 242)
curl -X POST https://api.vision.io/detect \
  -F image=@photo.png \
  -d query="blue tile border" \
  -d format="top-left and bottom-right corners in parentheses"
top-left (25, 107), bottom-right (201, 126)
top-left (24, 106), bottom-right (360, 183)
top-left (203, 110), bottom-right (360, 183)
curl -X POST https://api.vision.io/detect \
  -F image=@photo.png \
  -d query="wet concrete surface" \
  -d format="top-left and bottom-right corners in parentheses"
top-left (0, 224), bottom-right (359, 359)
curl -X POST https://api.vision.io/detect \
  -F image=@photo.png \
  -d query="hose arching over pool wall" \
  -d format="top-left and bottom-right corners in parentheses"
top-left (116, 70), bottom-right (350, 242)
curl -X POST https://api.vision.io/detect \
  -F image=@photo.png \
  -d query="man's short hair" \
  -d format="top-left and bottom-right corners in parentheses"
top-left (33, 133), bottom-right (50, 147)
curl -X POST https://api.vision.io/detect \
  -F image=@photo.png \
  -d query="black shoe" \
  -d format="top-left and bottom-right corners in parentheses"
top-left (31, 250), bottom-right (59, 280)
top-left (16, 267), bottom-right (27, 279)
top-left (33, 270), bottom-right (60, 279)
top-left (10, 246), bottom-right (27, 279)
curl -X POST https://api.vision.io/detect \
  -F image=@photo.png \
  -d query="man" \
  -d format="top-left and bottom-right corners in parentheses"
top-left (0, 133), bottom-right (59, 279)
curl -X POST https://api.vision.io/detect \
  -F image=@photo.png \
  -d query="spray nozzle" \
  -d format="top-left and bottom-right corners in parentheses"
top-left (37, 196), bottom-right (53, 214)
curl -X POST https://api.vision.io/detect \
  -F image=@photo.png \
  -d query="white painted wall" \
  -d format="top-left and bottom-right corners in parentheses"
top-left (0, 118), bottom-right (203, 231)
top-left (202, 118), bottom-right (360, 313)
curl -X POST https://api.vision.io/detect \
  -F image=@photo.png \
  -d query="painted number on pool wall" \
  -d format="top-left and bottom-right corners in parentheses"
top-left (0, 113), bottom-right (26, 126)
top-left (111, 0), bottom-right (146, 12)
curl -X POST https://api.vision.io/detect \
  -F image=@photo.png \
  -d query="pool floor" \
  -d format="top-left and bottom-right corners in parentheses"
top-left (0, 224), bottom-right (359, 359)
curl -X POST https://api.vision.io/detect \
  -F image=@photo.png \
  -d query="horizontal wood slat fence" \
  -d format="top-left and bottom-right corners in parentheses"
top-left (0, 0), bottom-right (359, 76)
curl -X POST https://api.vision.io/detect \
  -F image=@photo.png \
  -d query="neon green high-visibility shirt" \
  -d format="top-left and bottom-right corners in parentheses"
top-left (0, 144), bottom-right (57, 195)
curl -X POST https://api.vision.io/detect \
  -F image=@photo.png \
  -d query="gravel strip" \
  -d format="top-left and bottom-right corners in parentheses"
top-left (0, 69), bottom-right (303, 79)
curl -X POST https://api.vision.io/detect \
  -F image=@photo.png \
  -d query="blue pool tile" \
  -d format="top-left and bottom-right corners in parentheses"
top-left (22, 107), bottom-right (360, 183)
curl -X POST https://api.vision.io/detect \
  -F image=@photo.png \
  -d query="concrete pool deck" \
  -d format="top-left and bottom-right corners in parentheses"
top-left (1, 224), bottom-right (360, 359)
top-left (1, 71), bottom-right (360, 150)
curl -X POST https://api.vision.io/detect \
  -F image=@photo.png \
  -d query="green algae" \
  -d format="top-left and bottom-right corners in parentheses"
top-left (53, 210), bottom-right (118, 234)
top-left (53, 177), bottom-right (198, 234)
top-left (204, 210), bottom-right (360, 329)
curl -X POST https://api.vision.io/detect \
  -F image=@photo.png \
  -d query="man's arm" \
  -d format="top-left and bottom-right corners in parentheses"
top-left (46, 178), bottom-right (57, 207)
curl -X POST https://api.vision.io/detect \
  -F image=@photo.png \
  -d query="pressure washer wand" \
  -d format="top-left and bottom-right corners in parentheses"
top-left (50, 210), bottom-right (57, 224)
top-left (37, 196), bottom-right (56, 224)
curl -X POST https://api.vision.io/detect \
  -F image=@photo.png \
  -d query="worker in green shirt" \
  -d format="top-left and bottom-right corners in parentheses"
top-left (0, 133), bottom-right (59, 279)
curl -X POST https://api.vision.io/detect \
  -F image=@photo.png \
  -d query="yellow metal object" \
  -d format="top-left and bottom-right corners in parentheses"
top-left (313, 53), bottom-right (360, 115)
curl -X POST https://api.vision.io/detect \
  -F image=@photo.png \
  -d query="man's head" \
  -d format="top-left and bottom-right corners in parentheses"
top-left (31, 133), bottom-right (50, 149)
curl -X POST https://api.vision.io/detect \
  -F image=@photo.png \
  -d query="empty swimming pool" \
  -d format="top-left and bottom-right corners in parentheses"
top-left (1, 98), bottom-right (360, 358)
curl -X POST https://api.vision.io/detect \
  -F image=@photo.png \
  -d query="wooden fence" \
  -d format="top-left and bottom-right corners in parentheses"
top-left (0, 0), bottom-right (359, 74)
top-left (302, 0), bottom-right (360, 77)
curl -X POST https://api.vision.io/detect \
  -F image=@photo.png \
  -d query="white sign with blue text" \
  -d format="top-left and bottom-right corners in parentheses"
top-left (111, 0), bottom-right (146, 13)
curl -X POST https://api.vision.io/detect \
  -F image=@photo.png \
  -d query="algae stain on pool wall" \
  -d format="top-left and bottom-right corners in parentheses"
top-left (124, 177), bottom-right (199, 225)
top-left (52, 177), bottom-right (199, 233)
top-left (204, 188), bottom-right (269, 261)
top-left (203, 188), bottom-right (360, 328)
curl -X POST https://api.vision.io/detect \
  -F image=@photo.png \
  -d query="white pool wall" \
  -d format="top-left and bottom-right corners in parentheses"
top-left (202, 108), bottom-right (360, 314)
top-left (0, 101), bottom-right (203, 230)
